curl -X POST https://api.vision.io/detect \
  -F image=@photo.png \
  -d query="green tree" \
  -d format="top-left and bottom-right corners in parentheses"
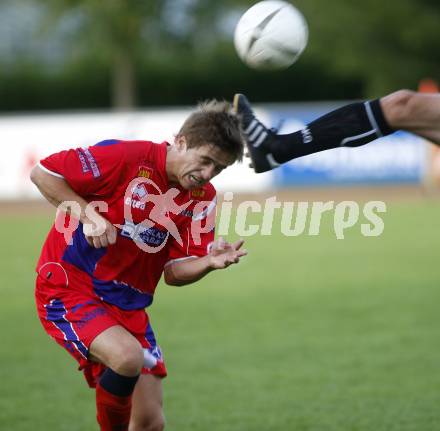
top-left (293, 0), bottom-right (440, 95)
top-left (35, 0), bottom-right (254, 110)
top-left (3, 0), bottom-right (438, 112)
top-left (38, 0), bottom-right (165, 109)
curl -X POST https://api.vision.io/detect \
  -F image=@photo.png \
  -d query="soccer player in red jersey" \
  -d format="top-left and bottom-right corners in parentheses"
top-left (31, 100), bottom-right (247, 431)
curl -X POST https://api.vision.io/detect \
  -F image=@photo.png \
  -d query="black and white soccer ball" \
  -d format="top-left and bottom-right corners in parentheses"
top-left (234, 0), bottom-right (308, 70)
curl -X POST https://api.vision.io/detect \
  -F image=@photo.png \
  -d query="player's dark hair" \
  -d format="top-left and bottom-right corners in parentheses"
top-left (178, 100), bottom-right (245, 162)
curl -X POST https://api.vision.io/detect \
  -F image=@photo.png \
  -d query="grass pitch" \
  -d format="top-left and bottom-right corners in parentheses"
top-left (0, 199), bottom-right (439, 431)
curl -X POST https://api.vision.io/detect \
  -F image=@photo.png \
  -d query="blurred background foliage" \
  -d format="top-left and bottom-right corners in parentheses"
top-left (0, 0), bottom-right (439, 111)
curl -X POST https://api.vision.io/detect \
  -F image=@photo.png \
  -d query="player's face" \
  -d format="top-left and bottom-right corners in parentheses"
top-left (174, 138), bottom-right (236, 190)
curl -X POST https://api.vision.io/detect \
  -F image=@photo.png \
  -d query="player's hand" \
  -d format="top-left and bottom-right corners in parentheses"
top-left (208, 237), bottom-right (247, 269)
top-left (83, 214), bottom-right (117, 248)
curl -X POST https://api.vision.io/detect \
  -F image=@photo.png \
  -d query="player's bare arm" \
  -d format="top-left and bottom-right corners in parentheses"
top-left (30, 164), bottom-right (117, 248)
top-left (163, 238), bottom-right (247, 286)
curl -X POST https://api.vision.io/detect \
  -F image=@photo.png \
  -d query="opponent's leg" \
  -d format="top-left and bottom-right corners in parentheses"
top-left (380, 89), bottom-right (440, 144)
top-left (129, 375), bottom-right (165, 431)
top-left (89, 325), bottom-right (144, 431)
top-left (234, 90), bottom-right (440, 173)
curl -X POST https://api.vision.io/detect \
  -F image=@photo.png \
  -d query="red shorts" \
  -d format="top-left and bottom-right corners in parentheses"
top-left (35, 262), bottom-right (167, 388)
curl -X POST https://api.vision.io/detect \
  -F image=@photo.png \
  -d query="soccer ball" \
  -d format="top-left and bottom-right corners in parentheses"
top-left (234, 0), bottom-right (308, 70)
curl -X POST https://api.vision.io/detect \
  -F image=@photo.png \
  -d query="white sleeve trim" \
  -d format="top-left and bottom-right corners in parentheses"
top-left (38, 162), bottom-right (65, 179)
top-left (164, 256), bottom-right (198, 267)
top-left (192, 196), bottom-right (217, 221)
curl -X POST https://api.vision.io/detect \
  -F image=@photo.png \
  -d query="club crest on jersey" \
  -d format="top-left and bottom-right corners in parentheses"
top-left (137, 166), bottom-right (153, 179)
top-left (125, 183), bottom-right (148, 210)
top-left (191, 188), bottom-right (205, 198)
top-left (132, 183), bottom-right (148, 199)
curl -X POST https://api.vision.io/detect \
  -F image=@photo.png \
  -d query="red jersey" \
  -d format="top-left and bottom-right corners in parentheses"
top-left (37, 140), bottom-right (216, 310)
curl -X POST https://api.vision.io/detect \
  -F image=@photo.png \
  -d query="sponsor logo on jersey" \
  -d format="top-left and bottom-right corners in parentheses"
top-left (125, 197), bottom-right (146, 210)
top-left (138, 166), bottom-right (153, 179)
top-left (120, 220), bottom-right (168, 247)
top-left (76, 149), bottom-right (91, 174)
top-left (82, 147), bottom-right (101, 178)
top-left (191, 188), bottom-right (205, 198)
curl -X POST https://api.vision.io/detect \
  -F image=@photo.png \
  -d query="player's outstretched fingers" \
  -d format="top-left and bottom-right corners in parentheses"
top-left (237, 251), bottom-right (245, 260)
top-left (232, 239), bottom-right (245, 250)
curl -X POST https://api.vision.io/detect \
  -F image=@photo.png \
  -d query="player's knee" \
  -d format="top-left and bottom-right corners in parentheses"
top-left (380, 89), bottom-right (417, 129)
top-left (130, 411), bottom-right (165, 431)
top-left (110, 344), bottom-right (144, 376)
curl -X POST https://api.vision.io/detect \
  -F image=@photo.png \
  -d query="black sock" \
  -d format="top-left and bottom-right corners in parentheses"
top-left (270, 99), bottom-right (395, 163)
top-left (98, 368), bottom-right (140, 397)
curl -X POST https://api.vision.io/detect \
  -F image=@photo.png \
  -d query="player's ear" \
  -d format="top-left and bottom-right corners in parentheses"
top-left (175, 135), bottom-right (188, 153)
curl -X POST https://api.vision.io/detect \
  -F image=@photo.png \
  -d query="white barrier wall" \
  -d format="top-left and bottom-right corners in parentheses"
top-left (0, 108), bottom-right (272, 199)
top-left (0, 104), bottom-right (430, 200)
